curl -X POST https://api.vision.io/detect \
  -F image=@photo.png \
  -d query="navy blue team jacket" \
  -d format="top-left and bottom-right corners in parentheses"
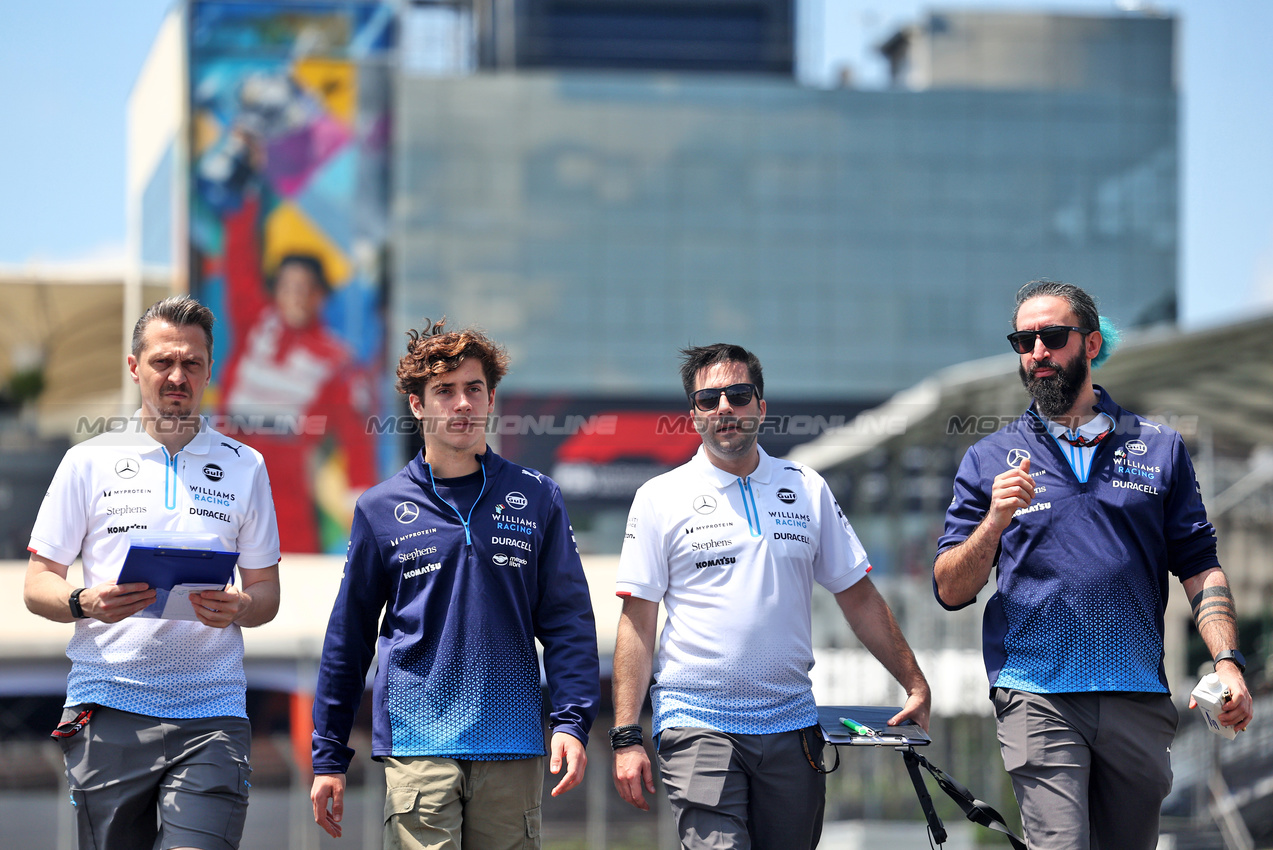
top-left (936, 387), bottom-right (1219, 695)
top-left (312, 449), bottom-right (600, 773)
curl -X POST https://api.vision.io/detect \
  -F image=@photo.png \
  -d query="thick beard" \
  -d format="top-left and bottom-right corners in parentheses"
top-left (1019, 355), bottom-right (1088, 420)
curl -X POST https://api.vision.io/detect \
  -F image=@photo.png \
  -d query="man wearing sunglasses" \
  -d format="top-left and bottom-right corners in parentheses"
top-left (611, 343), bottom-right (931, 850)
top-left (934, 280), bottom-right (1252, 850)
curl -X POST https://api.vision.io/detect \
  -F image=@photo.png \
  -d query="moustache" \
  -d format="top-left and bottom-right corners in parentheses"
top-left (1028, 361), bottom-right (1064, 379)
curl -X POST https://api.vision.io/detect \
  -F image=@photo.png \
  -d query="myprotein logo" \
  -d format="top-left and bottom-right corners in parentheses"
top-left (202, 463), bottom-right (224, 482)
top-left (776, 488), bottom-right (797, 504)
top-left (504, 492), bottom-right (528, 510)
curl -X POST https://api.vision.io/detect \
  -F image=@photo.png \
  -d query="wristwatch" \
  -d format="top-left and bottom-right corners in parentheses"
top-left (69, 587), bottom-right (88, 619)
top-left (1213, 649), bottom-right (1246, 674)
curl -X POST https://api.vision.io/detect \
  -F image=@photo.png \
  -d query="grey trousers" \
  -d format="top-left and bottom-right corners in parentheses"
top-left (993, 688), bottom-right (1177, 850)
top-left (56, 704), bottom-right (252, 850)
top-left (656, 726), bottom-right (826, 850)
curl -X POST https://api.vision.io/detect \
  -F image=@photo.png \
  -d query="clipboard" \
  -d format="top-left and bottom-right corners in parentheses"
top-left (118, 544), bottom-right (238, 591)
top-left (117, 534), bottom-right (238, 620)
top-left (817, 705), bottom-right (931, 747)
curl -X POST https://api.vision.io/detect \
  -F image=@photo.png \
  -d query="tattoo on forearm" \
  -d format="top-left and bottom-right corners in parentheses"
top-left (1190, 586), bottom-right (1236, 633)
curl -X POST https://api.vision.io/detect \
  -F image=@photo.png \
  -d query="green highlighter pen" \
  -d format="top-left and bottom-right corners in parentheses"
top-left (840, 716), bottom-right (878, 737)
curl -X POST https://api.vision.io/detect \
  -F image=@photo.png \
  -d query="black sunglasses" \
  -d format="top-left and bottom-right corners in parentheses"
top-left (1006, 325), bottom-right (1091, 355)
top-left (691, 383), bottom-right (758, 411)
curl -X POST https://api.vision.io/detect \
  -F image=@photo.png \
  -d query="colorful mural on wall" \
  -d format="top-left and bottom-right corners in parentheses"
top-left (189, 1), bottom-right (394, 553)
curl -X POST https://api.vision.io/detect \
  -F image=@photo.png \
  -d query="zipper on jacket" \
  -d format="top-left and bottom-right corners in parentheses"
top-left (737, 477), bottom-right (762, 538)
top-left (428, 459), bottom-right (488, 545)
top-left (163, 448), bottom-right (179, 510)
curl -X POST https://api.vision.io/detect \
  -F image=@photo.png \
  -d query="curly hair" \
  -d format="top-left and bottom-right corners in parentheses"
top-left (395, 317), bottom-right (510, 398)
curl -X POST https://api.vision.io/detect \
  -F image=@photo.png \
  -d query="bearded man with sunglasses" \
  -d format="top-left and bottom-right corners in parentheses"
top-left (611, 343), bottom-right (930, 850)
top-left (934, 280), bottom-right (1252, 850)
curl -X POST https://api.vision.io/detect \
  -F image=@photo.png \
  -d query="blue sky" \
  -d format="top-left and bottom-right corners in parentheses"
top-left (1, 0), bottom-right (1270, 328)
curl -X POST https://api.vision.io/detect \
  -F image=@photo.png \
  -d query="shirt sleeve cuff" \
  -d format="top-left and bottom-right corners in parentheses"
top-left (615, 581), bottom-right (662, 601)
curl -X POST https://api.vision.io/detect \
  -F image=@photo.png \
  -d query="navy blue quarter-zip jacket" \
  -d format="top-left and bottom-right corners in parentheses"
top-left (936, 387), bottom-right (1219, 695)
top-left (312, 449), bottom-right (600, 773)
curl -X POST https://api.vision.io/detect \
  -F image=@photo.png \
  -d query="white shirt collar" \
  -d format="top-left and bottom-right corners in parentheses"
top-left (692, 444), bottom-right (774, 488)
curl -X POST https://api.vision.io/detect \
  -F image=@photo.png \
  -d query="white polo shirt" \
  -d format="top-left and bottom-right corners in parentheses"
top-left (617, 446), bottom-right (869, 735)
top-left (29, 413), bottom-right (280, 719)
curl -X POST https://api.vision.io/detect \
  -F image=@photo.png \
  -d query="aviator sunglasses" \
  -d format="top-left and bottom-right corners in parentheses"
top-left (1006, 325), bottom-right (1091, 355)
top-left (691, 383), bottom-right (758, 411)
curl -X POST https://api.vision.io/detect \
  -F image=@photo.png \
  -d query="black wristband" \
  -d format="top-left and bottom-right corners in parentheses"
top-left (609, 724), bottom-right (644, 751)
top-left (69, 587), bottom-right (87, 619)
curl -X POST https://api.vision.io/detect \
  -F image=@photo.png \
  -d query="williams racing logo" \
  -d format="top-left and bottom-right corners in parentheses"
top-left (1112, 446), bottom-right (1161, 490)
top-left (768, 510), bottom-right (809, 529)
top-left (190, 486), bottom-right (235, 506)
top-left (492, 513), bottom-right (538, 535)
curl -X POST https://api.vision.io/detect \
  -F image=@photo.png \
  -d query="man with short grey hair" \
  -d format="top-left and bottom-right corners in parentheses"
top-left (24, 295), bottom-right (281, 850)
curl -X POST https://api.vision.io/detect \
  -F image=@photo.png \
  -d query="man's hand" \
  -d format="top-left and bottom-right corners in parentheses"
top-left (190, 585), bottom-right (249, 629)
top-left (549, 731), bottom-right (587, 797)
top-left (82, 582), bottom-right (157, 623)
top-left (311, 773), bottom-right (346, 838)
top-left (986, 456), bottom-right (1034, 533)
top-left (888, 684), bottom-right (932, 733)
top-left (1189, 663), bottom-right (1255, 733)
top-left (613, 744), bottom-right (655, 811)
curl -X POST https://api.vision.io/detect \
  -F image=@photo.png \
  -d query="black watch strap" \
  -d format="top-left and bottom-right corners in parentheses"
top-left (69, 587), bottom-right (87, 619)
top-left (1213, 649), bottom-right (1246, 674)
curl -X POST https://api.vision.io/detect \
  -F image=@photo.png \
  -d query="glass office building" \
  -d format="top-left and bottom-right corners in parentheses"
top-left (394, 10), bottom-right (1177, 401)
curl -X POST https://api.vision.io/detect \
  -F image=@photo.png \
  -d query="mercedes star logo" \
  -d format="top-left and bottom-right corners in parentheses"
top-left (394, 502), bottom-right (420, 524)
top-left (1006, 448), bottom-right (1031, 468)
top-left (693, 495), bottom-right (717, 515)
top-left (115, 458), bottom-right (139, 479)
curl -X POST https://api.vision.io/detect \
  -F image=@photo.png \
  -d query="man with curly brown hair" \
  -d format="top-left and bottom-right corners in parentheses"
top-left (309, 320), bottom-right (600, 849)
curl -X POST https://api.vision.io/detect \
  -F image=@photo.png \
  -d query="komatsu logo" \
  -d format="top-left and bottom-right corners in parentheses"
top-left (404, 562), bottom-right (441, 579)
top-left (1013, 501), bottom-right (1052, 517)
